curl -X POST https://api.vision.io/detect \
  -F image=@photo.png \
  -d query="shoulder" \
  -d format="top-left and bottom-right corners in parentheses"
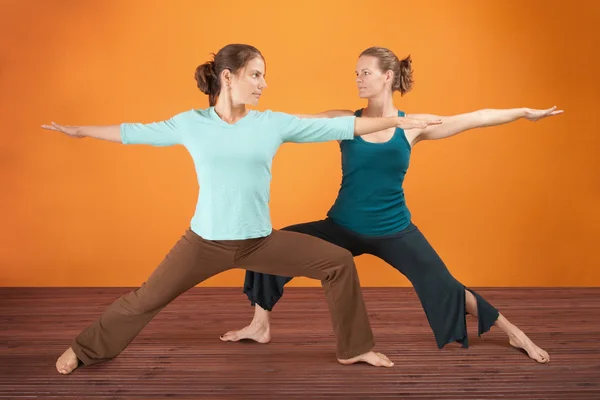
top-left (181, 108), bottom-right (209, 120)
top-left (172, 108), bottom-right (221, 129)
top-left (255, 109), bottom-right (285, 118)
top-left (254, 109), bottom-right (295, 123)
top-left (162, 109), bottom-right (204, 124)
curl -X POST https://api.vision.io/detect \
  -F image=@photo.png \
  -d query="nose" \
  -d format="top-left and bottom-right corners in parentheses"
top-left (260, 78), bottom-right (267, 89)
top-left (355, 76), bottom-right (362, 84)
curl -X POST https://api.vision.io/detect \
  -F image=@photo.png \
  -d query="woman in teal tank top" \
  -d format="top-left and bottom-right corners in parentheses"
top-left (223, 47), bottom-right (562, 364)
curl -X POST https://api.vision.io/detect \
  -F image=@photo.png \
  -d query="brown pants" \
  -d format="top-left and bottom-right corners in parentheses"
top-left (71, 228), bottom-right (375, 364)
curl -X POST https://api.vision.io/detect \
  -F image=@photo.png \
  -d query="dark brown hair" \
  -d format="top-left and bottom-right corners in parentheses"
top-left (195, 44), bottom-right (264, 106)
top-left (360, 47), bottom-right (414, 96)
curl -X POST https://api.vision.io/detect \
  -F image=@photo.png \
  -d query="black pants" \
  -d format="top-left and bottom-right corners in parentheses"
top-left (243, 218), bottom-right (500, 349)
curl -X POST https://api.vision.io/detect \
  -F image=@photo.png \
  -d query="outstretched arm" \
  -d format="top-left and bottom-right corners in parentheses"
top-left (293, 109), bottom-right (441, 133)
top-left (408, 106), bottom-right (563, 144)
top-left (41, 116), bottom-right (184, 146)
top-left (354, 116), bottom-right (440, 136)
top-left (277, 110), bottom-right (442, 144)
top-left (41, 123), bottom-right (122, 143)
top-left (293, 109), bottom-right (355, 119)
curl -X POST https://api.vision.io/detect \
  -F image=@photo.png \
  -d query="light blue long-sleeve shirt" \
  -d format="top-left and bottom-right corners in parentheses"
top-left (121, 106), bottom-right (355, 240)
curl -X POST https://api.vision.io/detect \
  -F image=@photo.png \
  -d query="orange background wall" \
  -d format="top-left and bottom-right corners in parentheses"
top-left (1, 0), bottom-right (599, 287)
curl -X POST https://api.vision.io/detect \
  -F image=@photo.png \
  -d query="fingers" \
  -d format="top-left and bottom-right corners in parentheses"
top-left (417, 118), bottom-right (442, 128)
top-left (540, 106), bottom-right (563, 118)
top-left (528, 106), bottom-right (563, 120)
top-left (41, 124), bottom-right (59, 131)
top-left (41, 121), bottom-right (70, 133)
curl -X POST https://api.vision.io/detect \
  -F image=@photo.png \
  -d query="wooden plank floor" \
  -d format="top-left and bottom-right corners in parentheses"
top-left (1, 288), bottom-right (599, 399)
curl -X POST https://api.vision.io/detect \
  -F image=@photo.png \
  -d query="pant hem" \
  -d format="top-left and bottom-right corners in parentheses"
top-left (70, 340), bottom-right (95, 366)
top-left (336, 339), bottom-right (376, 360)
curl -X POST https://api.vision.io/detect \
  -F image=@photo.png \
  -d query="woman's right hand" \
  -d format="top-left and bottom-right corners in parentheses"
top-left (41, 122), bottom-right (82, 138)
top-left (396, 116), bottom-right (442, 130)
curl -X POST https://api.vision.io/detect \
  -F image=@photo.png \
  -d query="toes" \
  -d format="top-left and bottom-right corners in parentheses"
top-left (370, 353), bottom-right (393, 367)
top-left (380, 357), bottom-right (393, 367)
top-left (375, 358), bottom-right (393, 367)
top-left (222, 331), bottom-right (243, 341)
top-left (376, 352), bottom-right (393, 365)
top-left (56, 360), bottom-right (75, 374)
top-left (532, 350), bottom-right (549, 363)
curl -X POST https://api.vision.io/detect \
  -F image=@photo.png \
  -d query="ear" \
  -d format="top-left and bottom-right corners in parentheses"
top-left (221, 69), bottom-right (232, 86)
top-left (385, 70), bottom-right (394, 84)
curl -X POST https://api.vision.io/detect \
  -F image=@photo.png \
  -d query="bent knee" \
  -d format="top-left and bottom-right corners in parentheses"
top-left (320, 248), bottom-right (356, 284)
top-left (329, 246), bottom-right (354, 267)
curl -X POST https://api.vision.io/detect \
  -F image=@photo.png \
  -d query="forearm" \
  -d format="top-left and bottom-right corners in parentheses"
top-left (353, 117), bottom-right (398, 136)
top-left (280, 112), bottom-right (436, 143)
top-left (321, 109), bottom-right (354, 118)
top-left (412, 108), bottom-right (527, 142)
top-left (76, 125), bottom-right (122, 143)
top-left (476, 108), bottom-right (527, 128)
top-left (295, 109), bottom-right (354, 119)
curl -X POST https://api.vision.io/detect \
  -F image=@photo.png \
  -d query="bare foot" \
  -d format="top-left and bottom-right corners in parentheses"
top-left (220, 322), bottom-right (271, 344)
top-left (338, 351), bottom-right (393, 368)
top-left (509, 331), bottom-right (550, 363)
top-left (56, 347), bottom-right (80, 374)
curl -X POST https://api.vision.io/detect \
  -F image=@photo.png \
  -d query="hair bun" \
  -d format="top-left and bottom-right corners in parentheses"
top-left (195, 61), bottom-right (217, 95)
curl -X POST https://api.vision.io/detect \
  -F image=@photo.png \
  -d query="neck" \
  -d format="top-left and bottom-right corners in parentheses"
top-left (364, 91), bottom-right (397, 117)
top-left (214, 94), bottom-right (248, 123)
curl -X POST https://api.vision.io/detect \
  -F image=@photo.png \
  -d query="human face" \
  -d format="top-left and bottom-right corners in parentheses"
top-left (355, 55), bottom-right (392, 98)
top-left (229, 56), bottom-right (267, 106)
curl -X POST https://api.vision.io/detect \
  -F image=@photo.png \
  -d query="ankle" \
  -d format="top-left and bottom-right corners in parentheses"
top-left (506, 326), bottom-right (525, 339)
top-left (253, 305), bottom-right (271, 322)
top-left (250, 318), bottom-right (270, 329)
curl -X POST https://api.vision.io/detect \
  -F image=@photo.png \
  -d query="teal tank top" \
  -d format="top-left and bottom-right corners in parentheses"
top-left (327, 109), bottom-right (412, 236)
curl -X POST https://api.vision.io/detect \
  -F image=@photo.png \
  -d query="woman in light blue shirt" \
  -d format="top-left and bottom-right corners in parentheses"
top-left (42, 43), bottom-right (440, 375)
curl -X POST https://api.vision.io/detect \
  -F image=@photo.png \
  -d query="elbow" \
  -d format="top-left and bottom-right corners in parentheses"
top-left (473, 109), bottom-right (489, 128)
